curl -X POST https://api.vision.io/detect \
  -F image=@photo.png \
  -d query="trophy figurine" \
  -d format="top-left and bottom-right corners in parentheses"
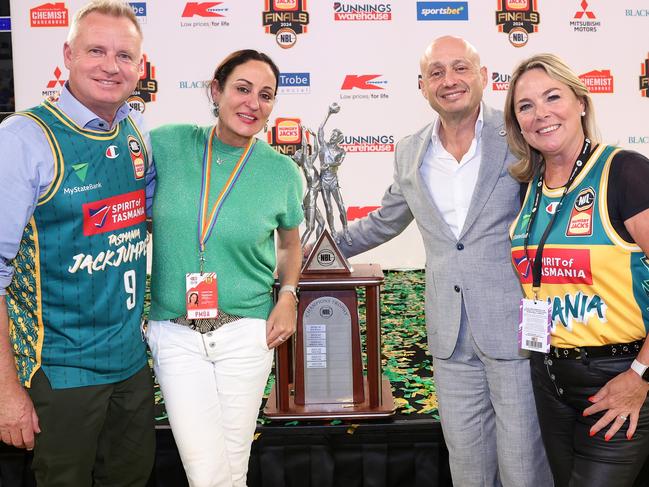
top-left (292, 126), bottom-right (326, 246)
top-left (317, 103), bottom-right (352, 246)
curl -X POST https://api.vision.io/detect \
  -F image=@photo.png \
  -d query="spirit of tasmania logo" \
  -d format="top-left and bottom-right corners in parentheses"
top-left (579, 70), bottom-right (613, 94)
top-left (640, 54), bottom-right (649, 98)
top-left (82, 190), bottom-right (146, 236)
top-left (495, 0), bottom-right (540, 48)
top-left (267, 118), bottom-right (303, 157)
top-left (512, 248), bottom-right (593, 285)
top-left (30, 3), bottom-right (68, 27)
top-left (262, 0), bottom-right (309, 49)
top-left (334, 2), bottom-right (392, 21)
top-left (128, 54), bottom-right (157, 114)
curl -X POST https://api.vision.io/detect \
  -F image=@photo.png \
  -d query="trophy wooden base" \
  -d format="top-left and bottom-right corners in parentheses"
top-left (264, 377), bottom-right (396, 420)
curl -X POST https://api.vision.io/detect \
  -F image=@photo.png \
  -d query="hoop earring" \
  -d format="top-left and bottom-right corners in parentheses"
top-left (213, 103), bottom-right (219, 118)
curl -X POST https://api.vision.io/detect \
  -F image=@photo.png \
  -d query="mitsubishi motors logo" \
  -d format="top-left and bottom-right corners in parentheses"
top-left (574, 0), bottom-right (595, 19)
top-left (42, 66), bottom-right (66, 100)
top-left (570, 0), bottom-right (599, 32)
top-left (46, 67), bottom-right (65, 89)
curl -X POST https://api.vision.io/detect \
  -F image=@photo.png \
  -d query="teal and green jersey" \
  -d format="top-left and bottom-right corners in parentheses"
top-left (7, 100), bottom-right (149, 388)
top-left (510, 144), bottom-right (649, 348)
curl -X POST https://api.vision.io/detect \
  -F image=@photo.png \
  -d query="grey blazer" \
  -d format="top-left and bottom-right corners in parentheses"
top-left (343, 106), bottom-right (525, 360)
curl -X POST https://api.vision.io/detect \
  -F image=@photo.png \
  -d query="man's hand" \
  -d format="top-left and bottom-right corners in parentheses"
top-left (0, 382), bottom-right (40, 449)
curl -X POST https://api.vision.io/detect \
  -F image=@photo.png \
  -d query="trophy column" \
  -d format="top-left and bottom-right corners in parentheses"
top-left (265, 235), bottom-right (395, 419)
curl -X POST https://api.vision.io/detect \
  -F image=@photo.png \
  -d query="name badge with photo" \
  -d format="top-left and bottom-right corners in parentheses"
top-left (185, 272), bottom-right (218, 319)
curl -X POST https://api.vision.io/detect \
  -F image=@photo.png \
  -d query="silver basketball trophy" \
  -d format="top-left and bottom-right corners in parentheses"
top-left (266, 103), bottom-right (394, 420)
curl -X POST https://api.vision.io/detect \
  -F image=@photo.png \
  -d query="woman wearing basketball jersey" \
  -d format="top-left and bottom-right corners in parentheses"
top-left (146, 50), bottom-right (303, 487)
top-left (506, 53), bottom-right (649, 486)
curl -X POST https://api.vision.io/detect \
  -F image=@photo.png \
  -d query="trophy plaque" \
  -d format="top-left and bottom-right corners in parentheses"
top-left (265, 230), bottom-right (395, 420)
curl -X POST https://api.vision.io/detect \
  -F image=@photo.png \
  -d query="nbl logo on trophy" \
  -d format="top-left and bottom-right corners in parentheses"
top-left (262, 0), bottom-right (309, 49)
top-left (495, 0), bottom-right (540, 48)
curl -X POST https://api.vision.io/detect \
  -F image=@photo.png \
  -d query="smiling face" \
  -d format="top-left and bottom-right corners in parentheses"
top-left (513, 68), bottom-right (586, 162)
top-left (63, 12), bottom-right (143, 124)
top-left (211, 60), bottom-right (277, 147)
top-left (419, 36), bottom-right (487, 122)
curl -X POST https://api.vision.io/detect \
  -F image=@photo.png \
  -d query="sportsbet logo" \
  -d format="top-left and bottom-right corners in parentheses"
top-left (82, 190), bottom-right (146, 236)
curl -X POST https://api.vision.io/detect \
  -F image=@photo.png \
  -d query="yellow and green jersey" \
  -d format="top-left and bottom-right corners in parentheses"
top-left (511, 144), bottom-right (649, 348)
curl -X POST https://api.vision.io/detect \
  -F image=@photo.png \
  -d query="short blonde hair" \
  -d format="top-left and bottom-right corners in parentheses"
top-left (67, 0), bottom-right (141, 43)
top-left (504, 53), bottom-right (599, 182)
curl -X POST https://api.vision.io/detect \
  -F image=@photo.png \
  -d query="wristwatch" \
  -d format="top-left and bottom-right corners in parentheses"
top-left (279, 285), bottom-right (299, 304)
top-left (631, 359), bottom-right (649, 382)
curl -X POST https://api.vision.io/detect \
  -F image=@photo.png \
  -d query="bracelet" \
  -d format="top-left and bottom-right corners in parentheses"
top-left (279, 285), bottom-right (299, 304)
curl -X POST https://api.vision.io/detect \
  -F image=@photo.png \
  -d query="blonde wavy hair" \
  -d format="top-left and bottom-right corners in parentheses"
top-left (504, 53), bottom-right (599, 182)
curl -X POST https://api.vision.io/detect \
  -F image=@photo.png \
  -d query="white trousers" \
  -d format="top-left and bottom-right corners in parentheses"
top-left (147, 318), bottom-right (273, 487)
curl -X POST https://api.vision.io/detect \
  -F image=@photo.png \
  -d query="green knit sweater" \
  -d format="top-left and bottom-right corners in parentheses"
top-left (149, 124), bottom-right (303, 321)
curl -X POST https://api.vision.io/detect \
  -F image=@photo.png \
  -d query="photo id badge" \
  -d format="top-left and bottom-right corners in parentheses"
top-left (519, 298), bottom-right (551, 353)
top-left (185, 272), bottom-right (218, 319)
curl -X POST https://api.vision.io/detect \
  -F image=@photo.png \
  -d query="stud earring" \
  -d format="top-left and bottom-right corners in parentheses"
top-left (264, 122), bottom-right (269, 133)
top-left (581, 111), bottom-right (586, 117)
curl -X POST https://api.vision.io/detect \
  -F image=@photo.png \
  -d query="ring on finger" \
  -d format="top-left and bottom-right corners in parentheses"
top-left (619, 414), bottom-right (628, 421)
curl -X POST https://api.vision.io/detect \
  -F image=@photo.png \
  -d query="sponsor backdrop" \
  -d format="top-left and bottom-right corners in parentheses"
top-left (9, 0), bottom-right (649, 269)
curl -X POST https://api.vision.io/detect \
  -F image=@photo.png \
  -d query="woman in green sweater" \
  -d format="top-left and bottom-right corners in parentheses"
top-left (147, 50), bottom-right (303, 487)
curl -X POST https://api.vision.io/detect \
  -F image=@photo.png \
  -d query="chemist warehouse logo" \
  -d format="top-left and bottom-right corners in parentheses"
top-left (334, 1), bottom-right (392, 21)
top-left (83, 190), bottom-right (146, 236)
top-left (579, 70), bottom-right (614, 94)
top-left (340, 134), bottom-right (395, 153)
top-left (30, 3), bottom-right (68, 27)
top-left (267, 117), bottom-right (303, 157)
top-left (495, 0), bottom-right (540, 48)
top-left (278, 72), bottom-right (311, 94)
top-left (416, 2), bottom-right (468, 21)
top-left (262, 0), bottom-right (309, 49)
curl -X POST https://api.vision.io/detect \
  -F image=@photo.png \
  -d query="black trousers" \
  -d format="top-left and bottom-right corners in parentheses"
top-left (28, 365), bottom-right (155, 487)
top-left (530, 353), bottom-right (649, 487)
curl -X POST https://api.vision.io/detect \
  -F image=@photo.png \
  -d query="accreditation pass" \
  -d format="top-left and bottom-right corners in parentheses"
top-left (519, 298), bottom-right (551, 353)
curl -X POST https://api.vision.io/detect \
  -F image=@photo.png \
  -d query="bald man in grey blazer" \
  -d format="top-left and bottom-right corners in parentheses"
top-left (342, 36), bottom-right (552, 486)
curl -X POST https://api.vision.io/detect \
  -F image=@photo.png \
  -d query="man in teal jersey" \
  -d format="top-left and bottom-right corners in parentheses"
top-left (0, 2), bottom-right (155, 485)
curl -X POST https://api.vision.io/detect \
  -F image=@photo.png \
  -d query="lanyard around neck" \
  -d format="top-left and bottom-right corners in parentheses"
top-left (197, 126), bottom-right (256, 272)
top-left (523, 138), bottom-right (591, 299)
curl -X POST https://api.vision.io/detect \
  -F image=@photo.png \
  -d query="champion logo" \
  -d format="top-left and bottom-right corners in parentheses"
top-left (546, 201), bottom-right (559, 214)
top-left (88, 205), bottom-right (110, 228)
top-left (105, 145), bottom-right (119, 159)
